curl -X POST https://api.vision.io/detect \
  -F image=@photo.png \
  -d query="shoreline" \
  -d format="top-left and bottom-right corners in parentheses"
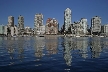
top-left (0, 34), bottom-right (108, 37)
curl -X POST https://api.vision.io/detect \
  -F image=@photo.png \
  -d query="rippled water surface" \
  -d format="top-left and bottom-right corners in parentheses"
top-left (0, 36), bottom-right (108, 72)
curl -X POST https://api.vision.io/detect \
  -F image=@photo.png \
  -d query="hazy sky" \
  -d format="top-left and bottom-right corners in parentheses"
top-left (0, 0), bottom-right (108, 28)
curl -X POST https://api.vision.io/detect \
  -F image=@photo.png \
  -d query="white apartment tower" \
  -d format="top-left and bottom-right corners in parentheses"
top-left (8, 16), bottom-right (14, 27)
top-left (80, 18), bottom-right (88, 34)
top-left (18, 15), bottom-right (24, 30)
top-left (91, 16), bottom-right (101, 34)
top-left (34, 13), bottom-right (43, 34)
top-left (64, 8), bottom-right (72, 31)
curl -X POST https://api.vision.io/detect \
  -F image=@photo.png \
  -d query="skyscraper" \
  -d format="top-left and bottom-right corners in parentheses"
top-left (64, 8), bottom-right (72, 32)
top-left (18, 15), bottom-right (24, 30)
top-left (91, 16), bottom-right (101, 35)
top-left (18, 15), bottom-right (24, 35)
top-left (8, 16), bottom-right (14, 27)
top-left (34, 13), bottom-right (43, 34)
top-left (80, 18), bottom-right (88, 34)
top-left (45, 18), bottom-right (58, 35)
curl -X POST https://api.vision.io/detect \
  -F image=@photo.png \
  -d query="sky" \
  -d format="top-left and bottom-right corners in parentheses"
top-left (0, 0), bottom-right (108, 29)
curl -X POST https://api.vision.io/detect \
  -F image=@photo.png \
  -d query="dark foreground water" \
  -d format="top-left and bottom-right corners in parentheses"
top-left (0, 36), bottom-right (108, 72)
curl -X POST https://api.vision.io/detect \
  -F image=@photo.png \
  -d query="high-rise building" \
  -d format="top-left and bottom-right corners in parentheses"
top-left (91, 16), bottom-right (101, 35)
top-left (18, 15), bottom-right (24, 35)
top-left (8, 16), bottom-right (14, 27)
top-left (80, 18), bottom-right (88, 34)
top-left (34, 13), bottom-right (43, 34)
top-left (18, 15), bottom-right (24, 30)
top-left (64, 8), bottom-right (72, 32)
top-left (45, 18), bottom-right (58, 35)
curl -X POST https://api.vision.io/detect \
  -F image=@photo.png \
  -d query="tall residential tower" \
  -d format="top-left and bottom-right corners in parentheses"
top-left (8, 16), bottom-right (14, 27)
top-left (18, 15), bottom-right (24, 35)
top-left (34, 13), bottom-right (43, 34)
top-left (18, 15), bottom-right (24, 30)
top-left (64, 8), bottom-right (72, 32)
top-left (80, 18), bottom-right (88, 34)
top-left (91, 16), bottom-right (101, 35)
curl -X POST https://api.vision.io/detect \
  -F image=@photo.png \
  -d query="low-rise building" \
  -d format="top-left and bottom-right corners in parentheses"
top-left (103, 24), bottom-right (108, 36)
top-left (72, 21), bottom-right (83, 35)
top-left (10, 25), bottom-right (18, 36)
top-left (0, 24), bottom-right (4, 35)
top-left (11, 27), bottom-right (14, 36)
top-left (4, 25), bottom-right (8, 36)
top-left (25, 26), bottom-right (33, 35)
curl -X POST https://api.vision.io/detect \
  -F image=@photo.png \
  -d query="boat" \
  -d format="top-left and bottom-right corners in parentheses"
top-left (99, 36), bottom-right (104, 37)
top-left (12, 35), bottom-right (17, 37)
top-left (76, 36), bottom-right (80, 37)
top-left (39, 35), bottom-right (44, 37)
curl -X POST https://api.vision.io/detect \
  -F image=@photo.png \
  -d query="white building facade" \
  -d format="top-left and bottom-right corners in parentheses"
top-left (80, 18), bottom-right (88, 34)
top-left (91, 16), bottom-right (101, 34)
top-left (34, 13), bottom-right (43, 35)
top-left (8, 16), bottom-right (14, 27)
top-left (64, 8), bottom-right (72, 32)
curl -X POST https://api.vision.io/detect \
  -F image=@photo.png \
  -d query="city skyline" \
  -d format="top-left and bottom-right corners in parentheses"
top-left (0, 0), bottom-right (108, 28)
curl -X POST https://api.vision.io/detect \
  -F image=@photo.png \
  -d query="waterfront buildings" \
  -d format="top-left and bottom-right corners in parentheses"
top-left (0, 11), bottom-right (107, 37)
top-left (14, 25), bottom-right (18, 36)
top-left (71, 18), bottom-right (88, 35)
top-left (4, 25), bottom-right (8, 36)
top-left (18, 15), bottom-right (24, 29)
top-left (18, 15), bottom-right (24, 35)
top-left (10, 27), bottom-right (14, 36)
top-left (64, 8), bottom-right (72, 32)
top-left (91, 16), bottom-right (101, 35)
top-left (104, 24), bottom-right (108, 33)
top-left (34, 13), bottom-right (44, 35)
top-left (45, 18), bottom-right (58, 35)
top-left (38, 25), bottom-right (45, 35)
top-left (8, 16), bottom-right (14, 27)
top-left (25, 26), bottom-right (33, 35)
top-left (0, 24), bottom-right (4, 35)
top-left (72, 21), bottom-right (83, 35)
top-left (103, 24), bottom-right (108, 36)
top-left (80, 18), bottom-right (88, 34)
top-left (10, 25), bottom-right (18, 36)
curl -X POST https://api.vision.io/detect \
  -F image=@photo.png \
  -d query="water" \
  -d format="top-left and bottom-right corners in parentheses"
top-left (0, 36), bottom-right (108, 72)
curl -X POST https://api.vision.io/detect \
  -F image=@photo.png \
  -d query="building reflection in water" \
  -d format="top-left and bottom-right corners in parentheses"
top-left (0, 37), bottom-right (3, 45)
top-left (5, 37), bottom-right (25, 64)
top-left (34, 37), bottom-right (45, 58)
top-left (77, 37), bottom-right (88, 59)
top-left (6, 37), bottom-right (15, 65)
top-left (90, 37), bottom-right (102, 58)
top-left (45, 36), bottom-right (58, 55)
top-left (17, 37), bottom-right (24, 62)
top-left (63, 37), bottom-right (89, 66)
top-left (103, 37), bottom-right (108, 49)
top-left (2, 36), bottom-right (108, 67)
top-left (63, 37), bottom-right (72, 66)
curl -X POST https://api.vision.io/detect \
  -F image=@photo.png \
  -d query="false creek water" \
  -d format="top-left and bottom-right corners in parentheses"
top-left (0, 36), bottom-right (108, 72)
